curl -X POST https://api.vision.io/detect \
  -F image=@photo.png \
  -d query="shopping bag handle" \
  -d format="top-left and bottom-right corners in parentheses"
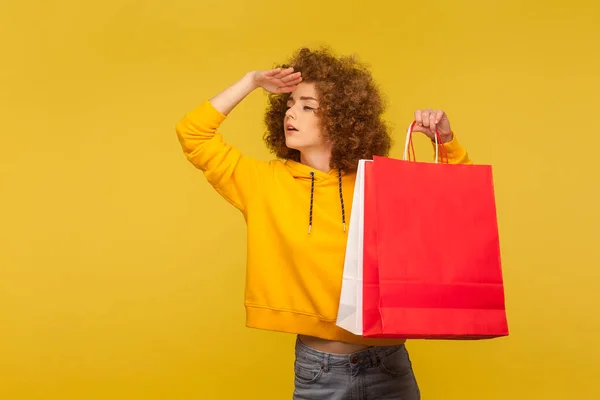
top-left (402, 121), bottom-right (449, 164)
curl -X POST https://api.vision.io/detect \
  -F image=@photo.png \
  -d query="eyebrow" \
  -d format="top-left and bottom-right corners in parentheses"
top-left (288, 96), bottom-right (319, 102)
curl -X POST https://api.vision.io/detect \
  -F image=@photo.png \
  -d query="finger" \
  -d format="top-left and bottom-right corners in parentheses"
top-left (429, 110), bottom-right (438, 133)
top-left (281, 72), bottom-right (302, 83)
top-left (277, 84), bottom-right (298, 94)
top-left (273, 67), bottom-right (294, 79)
top-left (284, 76), bottom-right (303, 87)
top-left (264, 68), bottom-right (281, 77)
top-left (421, 109), bottom-right (430, 130)
top-left (414, 110), bottom-right (423, 126)
top-left (432, 110), bottom-right (443, 137)
top-left (411, 124), bottom-right (426, 133)
top-left (434, 110), bottom-right (444, 125)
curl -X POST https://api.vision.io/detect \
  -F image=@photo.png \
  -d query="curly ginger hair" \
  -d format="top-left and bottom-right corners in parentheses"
top-left (263, 47), bottom-right (392, 172)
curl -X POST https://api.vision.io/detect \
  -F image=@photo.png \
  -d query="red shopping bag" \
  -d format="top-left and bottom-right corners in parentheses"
top-left (362, 124), bottom-right (508, 339)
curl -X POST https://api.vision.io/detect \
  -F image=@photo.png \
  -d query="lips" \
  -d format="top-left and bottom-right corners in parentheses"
top-left (286, 124), bottom-right (298, 132)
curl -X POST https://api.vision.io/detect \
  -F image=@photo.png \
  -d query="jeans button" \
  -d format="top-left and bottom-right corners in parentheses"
top-left (350, 356), bottom-right (358, 364)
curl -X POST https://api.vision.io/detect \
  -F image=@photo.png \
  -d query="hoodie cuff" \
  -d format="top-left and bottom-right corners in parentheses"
top-left (430, 134), bottom-right (470, 164)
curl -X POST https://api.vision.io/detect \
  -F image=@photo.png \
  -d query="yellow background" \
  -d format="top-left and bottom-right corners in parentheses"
top-left (1, 0), bottom-right (599, 398)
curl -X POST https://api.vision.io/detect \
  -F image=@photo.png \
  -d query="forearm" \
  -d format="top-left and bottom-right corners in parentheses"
top-left (209, 72), bottom-right (258, 115)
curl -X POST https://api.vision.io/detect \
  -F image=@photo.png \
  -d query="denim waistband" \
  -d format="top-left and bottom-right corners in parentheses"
top-left (295, 337), bottom-right (405, 370)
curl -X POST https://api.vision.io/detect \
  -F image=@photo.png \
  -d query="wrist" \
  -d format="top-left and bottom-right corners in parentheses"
top-left (435, 131), bottom-right (453, 144)
top-left (244, 71), bottom-right (260, 91)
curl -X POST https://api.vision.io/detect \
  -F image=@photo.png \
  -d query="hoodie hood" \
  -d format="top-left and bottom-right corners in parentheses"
top-left (284, 160), bottom-right (347, 234)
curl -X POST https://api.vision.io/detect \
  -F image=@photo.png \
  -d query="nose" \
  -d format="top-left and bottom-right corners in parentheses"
top-left (285, 105), bottom-right (296, 119)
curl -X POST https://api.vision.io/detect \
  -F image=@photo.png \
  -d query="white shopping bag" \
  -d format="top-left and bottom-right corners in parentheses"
top-left (335, 159), bottom-right (370, 335)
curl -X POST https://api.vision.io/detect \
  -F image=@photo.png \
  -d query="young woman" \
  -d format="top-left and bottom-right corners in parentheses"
top-left (176, 47), bottom-right (471, 399)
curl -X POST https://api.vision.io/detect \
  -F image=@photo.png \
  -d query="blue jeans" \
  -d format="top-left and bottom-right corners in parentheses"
top-left (293, 337), bottom-right (420, 399)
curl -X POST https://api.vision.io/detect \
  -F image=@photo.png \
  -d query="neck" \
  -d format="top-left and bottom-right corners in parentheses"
top-left (300, 150), bottom-right (332, 173)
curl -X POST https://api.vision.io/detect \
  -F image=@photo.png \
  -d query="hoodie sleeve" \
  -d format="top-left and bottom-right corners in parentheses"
top-left (175, 100), bottom-right (261, 212)
top-left (433, 135), bottom-right (472, 165)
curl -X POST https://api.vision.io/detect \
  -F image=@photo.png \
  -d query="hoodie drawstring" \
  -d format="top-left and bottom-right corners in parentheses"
top-left (338, 169), bottom-right (346, 232)
top-left (308, 172), bottom-right (315, 234)
top-left (308, 169), bottom-right (346, 234)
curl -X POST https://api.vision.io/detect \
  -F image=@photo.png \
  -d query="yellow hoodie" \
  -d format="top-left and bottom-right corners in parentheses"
top-left (176, 100), bottom-right (472, 346)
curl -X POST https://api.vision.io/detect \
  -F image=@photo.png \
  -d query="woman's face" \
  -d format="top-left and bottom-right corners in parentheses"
top-left (284, 82), bottom-right (329, 152)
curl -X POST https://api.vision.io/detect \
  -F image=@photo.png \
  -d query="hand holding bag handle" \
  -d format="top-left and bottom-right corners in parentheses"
top-left (402, 121), bottom-right (449, 164)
